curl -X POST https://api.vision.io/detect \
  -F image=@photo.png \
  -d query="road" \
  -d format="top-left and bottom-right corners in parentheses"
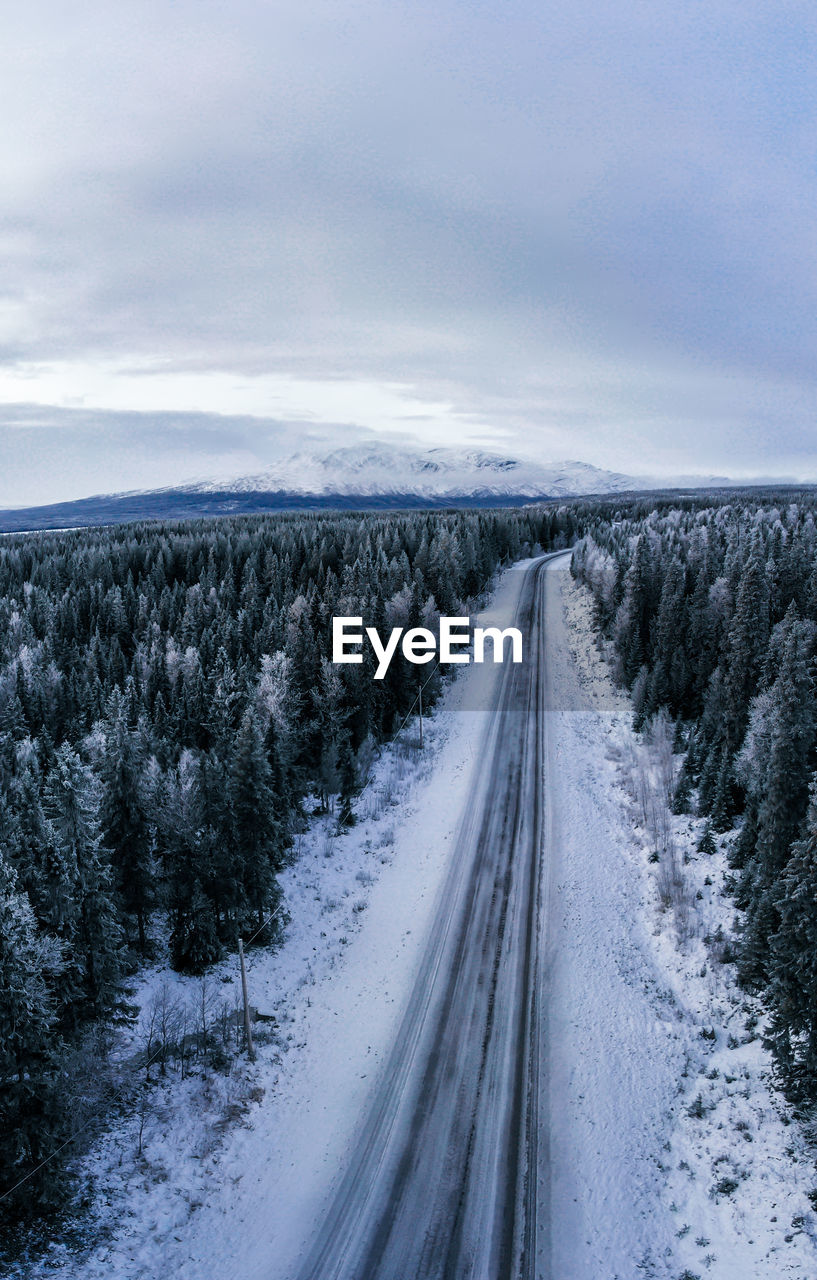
top-left (295, 553), bottom-right (567, 1280)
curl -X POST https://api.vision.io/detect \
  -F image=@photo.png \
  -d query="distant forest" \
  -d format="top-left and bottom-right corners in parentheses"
top-left (0, 505), bottom-right (578, 1226)
top-left (573, 494), bottom-right (817, 1107)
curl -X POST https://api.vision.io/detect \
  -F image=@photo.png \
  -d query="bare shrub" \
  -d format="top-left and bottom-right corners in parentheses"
top-left (656, 837), bottom-right (683, 909)
top-left (379, 770), bottom-right (396, 807)
top-left (649, 709), bottom-right (677, 807)
top-left (363, 789), bottom-right (385, 821)
top-left (60, 1024), bottom-right (125, 1154)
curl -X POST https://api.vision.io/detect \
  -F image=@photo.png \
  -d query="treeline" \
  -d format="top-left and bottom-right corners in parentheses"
top-left (572, 494), bottom-right (817, 1105)
top-left (0, 504), bottom-right (581, 1227)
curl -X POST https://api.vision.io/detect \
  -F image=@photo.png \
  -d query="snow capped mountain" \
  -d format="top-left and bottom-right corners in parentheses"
top-left (182, 443), bottom-right (660, 500)
top-left (0, 442), bottom-right (737, 533)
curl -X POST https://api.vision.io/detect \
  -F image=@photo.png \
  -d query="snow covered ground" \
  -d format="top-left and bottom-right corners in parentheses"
top-left (15, 557), bottom-right (817, 1280)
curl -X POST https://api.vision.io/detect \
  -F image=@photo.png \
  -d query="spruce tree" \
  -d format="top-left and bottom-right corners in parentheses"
top-left (709, 744), bottom-right (734, 833)
top-left (161, 751), bottom-right (221, 972)
top-left (738, 615), bottom-right (815, 984)
top-left (0, 853), bottom-right (66, 1224)
top-left (766, 781), bottom-right (817, 1099)
top-left (229, 706), bottom-right (282, 937)
top-left (722, 554), bottom-right (770, 751)
top-left (100, 690), bottom-right (153, 952)
top-left (672, 755), bottom-right (694, 814)
top-left (697, 820), bottom-right (716, 856)
top-left (43, 745), bottom-right (122, 1019)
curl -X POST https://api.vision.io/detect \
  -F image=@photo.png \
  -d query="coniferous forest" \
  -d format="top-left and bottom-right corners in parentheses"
top-left (6, 492), bottom-right (817, 1243)
top-left (572, 492), bottom-right (817, 1106)
top-left (0, 506), bottom-right (578, 1229)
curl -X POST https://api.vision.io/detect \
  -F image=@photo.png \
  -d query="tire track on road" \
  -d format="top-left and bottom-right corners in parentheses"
top-left (293, 553), bottom-right (566, 1280)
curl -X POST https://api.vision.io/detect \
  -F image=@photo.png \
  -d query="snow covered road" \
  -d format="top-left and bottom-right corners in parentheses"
top-left (291, 550), bottom-right (722, 1280)
top-left (294, 553), bottom-right (564, 1280)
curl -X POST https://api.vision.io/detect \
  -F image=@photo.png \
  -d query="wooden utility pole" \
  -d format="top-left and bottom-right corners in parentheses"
top-left (237, 937), bottom-right (255, 1061)
top-left (418, 683), bottom-right (424, 748)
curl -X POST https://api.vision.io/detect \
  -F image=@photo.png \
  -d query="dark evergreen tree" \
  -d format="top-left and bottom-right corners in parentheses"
top-left (162, 751), bottom-right (221, 972)
top-left (722, 553), bottom-right (770, 751)
top-left (738, 615), bottom-right (815, 984)
top-left (766, 781), bottom-right (817, 1099)
top-left (43, 745), bottom-right (122, 1019)
top-left (709, 744), bottom-right (734, 833)
top-left (671, 754), bottom-right (694, 814)
top-left (0, 853), bottom-right (66, 1224)
top-left (100, 690), bottom-right (153, 952)
top-left (228, 706), bottom-right (283, 938)
top-left (697, 820), bottom-right (716, 856)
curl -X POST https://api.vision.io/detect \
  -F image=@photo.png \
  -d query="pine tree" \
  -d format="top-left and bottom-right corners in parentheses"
top-left (100, 690), bottom-right (153, 952)
top-left (43, 745), bottom-right (122, 1019)
top-left (173, 881), bottom-right (221, 973)
top-left (208, 648), bottom-right (242, 751)
top-left (737, 614), bottom-right (815, 984)
top-left (729, 801), bottom-right (758, 873)
top-left (722, 554), bottom-right (770, 751)
top-left (709, 744), bottom-right (734, 833)
top-left (313, 658), bottom-right (351, 813)
top-left (160, 751), bottom-right (221, 972)
top-left (697, 738), bottom-right (723, 815)
top-left (697, 820), bottom-right (716, 856)
top-left (765, 780), bottom-right (817, 1099)
top-left (0, 852), bottom-right (66, 1224)
top-left (337, 739), bottom-right (358, 829)
top-left (228, 706), bottom-right (283, 937)
top-left (1, 757), bottom-right (87, 1026)
top-left (650, 557), bottom-right (687, 711)
top-left (671, 755), bottom-right (694, 814)
top-left (616, 534), bottom-right (654, 687)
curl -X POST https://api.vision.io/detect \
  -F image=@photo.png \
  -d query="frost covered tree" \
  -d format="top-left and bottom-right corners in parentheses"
top-left (162, 751), bottom-right (221, 973)
top-left (766, 780), bottom-right (817, 1099)
top-left (43, 744), bottom-right (122, 1020)
top-left (228, 705), bottom-right (283, 937)
top-left (614, 533), bottom-right (655, 687)
top-left (0, 852), bottom-right (66, 1223)
top-left (100, 690), bottom-right (153, 952)
top-left (570, 496), bottom-right (817, 1099)
top-left (722, 552), bottom-right (770, 751)
top-left (737, 612), bottom-right (815, 984)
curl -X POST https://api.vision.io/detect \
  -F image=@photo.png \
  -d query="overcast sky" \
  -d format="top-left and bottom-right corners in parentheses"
top-left (2, 0), bottom-right (817, 504)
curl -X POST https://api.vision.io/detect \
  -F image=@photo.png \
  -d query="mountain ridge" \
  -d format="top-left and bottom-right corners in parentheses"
top-left (167, 443), bottom-right (727, 500)
top-left (0, 442), bottom-right (772, 534)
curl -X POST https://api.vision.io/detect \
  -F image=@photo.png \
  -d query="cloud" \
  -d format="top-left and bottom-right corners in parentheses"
top-left (0, 403), bottom-right (390, 506)
top-left (2, 0), bottom-right (817, 498)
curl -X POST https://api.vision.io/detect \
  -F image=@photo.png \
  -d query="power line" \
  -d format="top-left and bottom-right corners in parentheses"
top-left (0, 901), bottom-right (286, 1204)
top-left (0, 1036), bottom-right (170, 1206)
